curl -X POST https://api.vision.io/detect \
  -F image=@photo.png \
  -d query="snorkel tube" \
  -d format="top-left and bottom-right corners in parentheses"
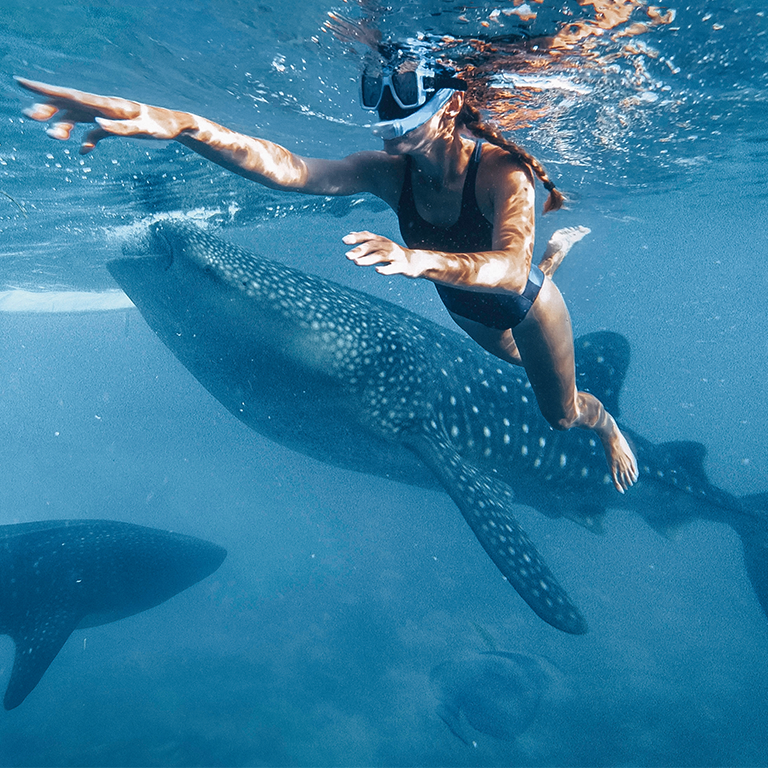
top-left (371, 88), bottom-right (454, 140)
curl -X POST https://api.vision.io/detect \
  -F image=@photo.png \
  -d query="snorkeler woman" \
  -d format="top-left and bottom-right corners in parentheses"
top-left (16, 54), bottom-right (638, 492)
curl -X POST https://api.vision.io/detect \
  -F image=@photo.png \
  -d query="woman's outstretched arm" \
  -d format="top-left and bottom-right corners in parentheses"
top-left (16, 77), bottom-right (394, 198)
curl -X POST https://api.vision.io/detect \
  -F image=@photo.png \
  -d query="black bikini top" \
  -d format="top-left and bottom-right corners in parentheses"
top-left (396, 140), bottom-right (493, 253)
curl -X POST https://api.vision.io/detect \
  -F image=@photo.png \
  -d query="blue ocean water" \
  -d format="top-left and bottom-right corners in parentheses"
top-left (1, 1), bottom-right (767, 766)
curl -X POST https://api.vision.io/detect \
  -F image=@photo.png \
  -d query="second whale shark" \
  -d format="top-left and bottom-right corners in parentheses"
top-left (107, 222), bottom-right (768, 635)
top-left (0, 519), bottom-right (226, 709)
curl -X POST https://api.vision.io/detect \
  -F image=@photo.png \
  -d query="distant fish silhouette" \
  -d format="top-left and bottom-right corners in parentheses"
top-left (430, 651), bottom-right (549, 744)
top-left (0, 519), bottom-right (226, 709)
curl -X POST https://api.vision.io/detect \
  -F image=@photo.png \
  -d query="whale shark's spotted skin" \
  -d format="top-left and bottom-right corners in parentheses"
top-left (109, 222), bottom-right (768, 635)
top-left (0, 520), bottom-right (226, 709)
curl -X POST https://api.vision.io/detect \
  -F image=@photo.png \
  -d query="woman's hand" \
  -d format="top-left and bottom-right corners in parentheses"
top-left (343, 231), bottom-right (433, 278)
top-left (16, 77), bottom-right (194, 155)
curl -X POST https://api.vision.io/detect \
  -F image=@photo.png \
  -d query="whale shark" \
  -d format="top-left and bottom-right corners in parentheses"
top-left (0, 519), bottom-right (226, 709)
top-left (107, 222), bottom-right (768, 635)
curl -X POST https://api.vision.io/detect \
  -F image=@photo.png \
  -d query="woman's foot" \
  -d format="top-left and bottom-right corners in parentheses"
top-left (538, 225), bottom-right (591, 278)
top-left (598, 416), bottom-right (639, 493)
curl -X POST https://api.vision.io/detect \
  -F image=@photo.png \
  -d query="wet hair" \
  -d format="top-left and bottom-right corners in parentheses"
top-left (456, 97), bottom-right (565, 213)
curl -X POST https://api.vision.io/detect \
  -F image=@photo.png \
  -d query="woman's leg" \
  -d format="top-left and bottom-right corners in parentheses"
top-left (513, 277), bottom-right (638, 492)
top-left (442, 228), bottom-right (636, 489)
top-left (448, 312), bottom-right (523, 365)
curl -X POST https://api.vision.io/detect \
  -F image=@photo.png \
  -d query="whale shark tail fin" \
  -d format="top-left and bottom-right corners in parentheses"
top-left (405, 432), bottom-right (588, 635)
top-left (733, 493), bottom-right (768, 623)
top-left (4, 608), bottom-right (82, 710)
top-left (574, 331), bottom-right (630, 418)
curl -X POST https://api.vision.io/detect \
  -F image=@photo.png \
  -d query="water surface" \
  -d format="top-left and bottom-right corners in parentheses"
top-left (0, 2), bottom-right (767, 766)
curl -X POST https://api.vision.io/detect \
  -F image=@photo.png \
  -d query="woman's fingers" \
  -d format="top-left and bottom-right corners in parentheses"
top-left (356, 254), bottom-right (390, 267)
top-left (345, 244), bottom-right (389, 266)
top-left (16, 77), bottom-right (143, 140)
top-left (19, 77), bottom-right (121, 152)
top-left (23, 102), bottom-right (60, 121)
top-left (15, 76), bottom-right (76, 102)
top-left (342, 231), bottom-right (420, 279)
top-left (16, 76), bottom-right (84, 100)
top-left (46, 121), bottom-right (76, 140)
top-left (19, 77), bottom-right (189, 150)
top-left (343, 232), bottom-right (417, 278)
top-left (95, 116), bottom-right (145, 136)
top-left (80, 126), bottom-right (114, 154)
top-left (374, 263), bottom-right (401, 276)
top-left (16, 77), bottom-right (140, 118)
top-left (345, 236), bottom-right (382, 260)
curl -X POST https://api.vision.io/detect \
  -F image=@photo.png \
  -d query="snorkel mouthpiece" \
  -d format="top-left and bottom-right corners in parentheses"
top-left (371, 89), bottom-right (454, 140)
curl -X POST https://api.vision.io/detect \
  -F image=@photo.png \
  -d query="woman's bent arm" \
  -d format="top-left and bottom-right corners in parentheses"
top-left (345, 161), bottom-right (537, 295)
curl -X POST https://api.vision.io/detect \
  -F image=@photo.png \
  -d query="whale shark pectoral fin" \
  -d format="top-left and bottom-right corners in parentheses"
top-left (404, 433), bottom-right (588, 635)
top-left (4, 607), bottom-right (82, 710)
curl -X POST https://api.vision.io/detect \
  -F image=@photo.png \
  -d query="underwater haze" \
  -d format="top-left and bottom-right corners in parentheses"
top-left (1, 1), bottom-right (768, 766)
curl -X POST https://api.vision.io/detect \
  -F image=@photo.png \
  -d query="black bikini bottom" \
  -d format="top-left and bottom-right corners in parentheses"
top-left (435, 264), bottom-right (545, 330)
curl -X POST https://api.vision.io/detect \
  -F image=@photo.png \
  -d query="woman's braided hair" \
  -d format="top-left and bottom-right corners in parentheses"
top-left (456, 98), bottom-right (565, 214)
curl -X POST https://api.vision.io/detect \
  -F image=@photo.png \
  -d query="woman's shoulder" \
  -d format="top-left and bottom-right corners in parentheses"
top-left (480, 142), bottom-right (534, 174)
top-left (478, 142), bottom-right (536, 193)
top-left (344, 150), bottom-right (406, 207)
top-left (345, 149), bottom-right (403, 167)
top-left (340, 149), bottom-right (406, 182)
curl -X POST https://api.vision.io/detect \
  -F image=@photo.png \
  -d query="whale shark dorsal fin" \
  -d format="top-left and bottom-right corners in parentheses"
top-left (4, 607), bottom-right (83, 710)
top-left (574, 331), bottom-right (630, 418)
top-left (404, 433), bottom-right (588, 635)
